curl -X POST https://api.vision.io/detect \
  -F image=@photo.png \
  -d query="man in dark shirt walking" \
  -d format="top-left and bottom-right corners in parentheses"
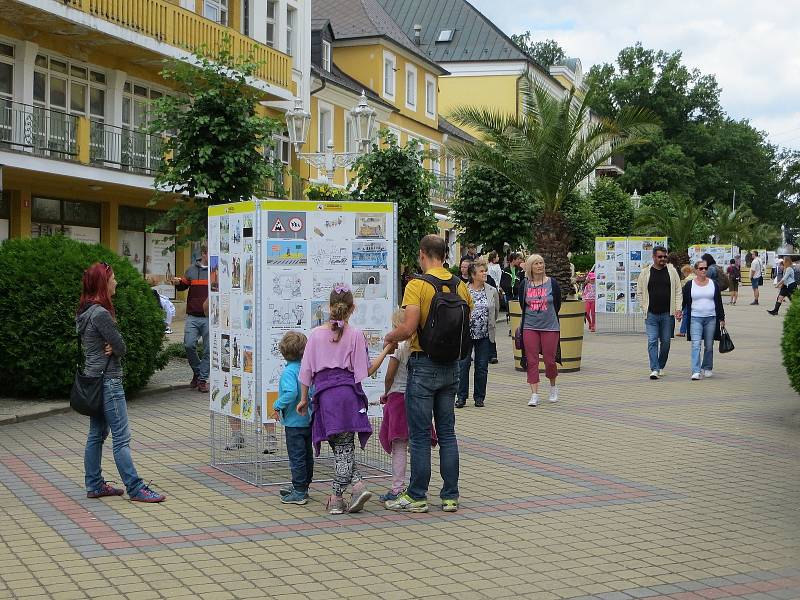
top-left (636, 246), bottom-right (682, 380)
top-left (174, 245), bottom-right (210, 392)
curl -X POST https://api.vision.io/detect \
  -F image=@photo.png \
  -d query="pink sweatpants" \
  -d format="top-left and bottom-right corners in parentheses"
top-left (523, 329), bottom-right (559, 384)
top-left (391, 439), bottom-right (407, 493)
top-left (585, 300), bottom-right (596, 330)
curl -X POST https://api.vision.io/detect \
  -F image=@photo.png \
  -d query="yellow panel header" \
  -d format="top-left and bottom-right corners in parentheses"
top-left (208, 201), bottom-right (257, 216)
top-left (261, 200), bottom-right (394, 213)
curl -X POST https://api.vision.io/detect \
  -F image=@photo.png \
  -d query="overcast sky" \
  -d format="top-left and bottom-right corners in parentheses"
top-left (470, 0), bottom-right (800, 151)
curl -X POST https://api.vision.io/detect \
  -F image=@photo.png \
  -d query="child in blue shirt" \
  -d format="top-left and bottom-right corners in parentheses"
top-left (272, 331), bottom-right (312, 505)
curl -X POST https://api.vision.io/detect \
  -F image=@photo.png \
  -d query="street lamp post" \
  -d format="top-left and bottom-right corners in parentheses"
top-left (285, 91), bottom-right (377, 184)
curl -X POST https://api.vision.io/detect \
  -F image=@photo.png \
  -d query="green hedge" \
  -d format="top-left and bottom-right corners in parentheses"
top-left (0, 235), bottom-right (166, 398)
top-left (572, 252), bottom-right (595, 273)
top-left (782, 298), bottom-right (800, 394)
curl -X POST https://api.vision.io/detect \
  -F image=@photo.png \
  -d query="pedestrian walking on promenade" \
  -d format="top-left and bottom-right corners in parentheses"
top-left (682, 260), bottom-right (726, 380)
top-left (583, 271), bottom-right (596, 332)
top-left (750, 251), bottom-right (764, 305)
top-left (519, 254), bottom-right (562, 407)
top-left (636, 246), bottom-right (682, 380)
top-left (384, 235), bottom-right (473, 514)
top-left (500, 252), bottom-right (525, 302)
top-left (677, 264), bottom-right (695, 337)
top-left (77, 262), bottom-right (166, 503)
top-left (173, 245), bottom-right (210, 393)
top-left (456, 262), bottom-right (500, 408)
top-left (726, 259), bottom-right (740, 305)
top-left (767, 257), bottom-right (796, 315)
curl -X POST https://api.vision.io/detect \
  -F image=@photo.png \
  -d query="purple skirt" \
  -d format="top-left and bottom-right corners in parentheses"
top-left (379, 392), bottom-right (438, 454)
top-left (310, 368), bottom-right (372, 456)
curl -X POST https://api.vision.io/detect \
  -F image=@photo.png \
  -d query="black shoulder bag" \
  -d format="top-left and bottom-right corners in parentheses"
top-left (70, 331), bottom-right (111, 418)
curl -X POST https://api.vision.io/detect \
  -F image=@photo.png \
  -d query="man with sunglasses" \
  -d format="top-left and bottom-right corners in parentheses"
top-left (636, 246), bottom-right (683, 380)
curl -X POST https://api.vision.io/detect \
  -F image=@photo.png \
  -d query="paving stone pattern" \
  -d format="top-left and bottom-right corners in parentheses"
top-left (0, 287), bottom-right (798, 599)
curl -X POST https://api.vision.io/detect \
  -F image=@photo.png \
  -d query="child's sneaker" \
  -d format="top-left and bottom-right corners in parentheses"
top-left (326, 495), bottom-right (347, 515)
top-left (130, 484), bottom-right (166, 503)
top-left (280, 490), bottom-right (308, 505)
top-left (348, 485), bottom-right (373, 513)
top-left (87, 482), bottom-right (124, 499)
top-left (385, 492), bottom-right (428, 513)
top-left (442, 499), bottom-right (459, 512)
top-left (379, 488), bottom-right (404, 502)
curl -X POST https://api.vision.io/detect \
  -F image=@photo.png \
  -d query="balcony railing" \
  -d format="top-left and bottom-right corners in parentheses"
top-left (63, 0), bottom-right (292, 90)
top-left (0, 100), bottom-right (79, 160)
top-left (90, 121), bottom-right (163, 175)
top-left (429, 171), bottom-right (457, 204)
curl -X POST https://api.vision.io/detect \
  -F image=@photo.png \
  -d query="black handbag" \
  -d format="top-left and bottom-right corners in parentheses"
top-left (719, 326), bottom-right (735, 354)
top-left (70, 333), bottom-right (111, 418)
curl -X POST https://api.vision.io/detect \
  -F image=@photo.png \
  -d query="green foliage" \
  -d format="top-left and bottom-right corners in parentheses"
top-left (634, 193), bottom-right (703, 265)
top-left (782, 298), bottom-right (800, 395)
top-left (708, 204), bottom-right (757, 244)
top-left (304, 183), bottom-right (352, 201)
top-left (157, 341), bottom-right (188, 363)
top-left (572, 252), bottom-right (595, 273)
top-left (510, 32), bottom-right (566, 68)
top-left (0, 236), bottom-right (165, 398)
top-left (149, 36), bottom-right (284, 247)
top-left (589, 178), bottom-right (635, 236)
top-left (350, 130), bottom-right (438, 269)
top-left (561, 190), bottom-right (600, 254)
top-left (451, 165), bottom-right (537, 254)
top-left (448, 73), bottom-right (659, 299)
top-left (586, 43), bottom-right (787, 225)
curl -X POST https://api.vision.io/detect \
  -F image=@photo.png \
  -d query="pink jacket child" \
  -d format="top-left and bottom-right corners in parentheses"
top-left (583, 272), bottom-right (597, 332)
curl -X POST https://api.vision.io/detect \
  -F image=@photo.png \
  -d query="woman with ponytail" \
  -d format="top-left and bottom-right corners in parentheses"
top-left (297, 286), bottom-right (395, 514)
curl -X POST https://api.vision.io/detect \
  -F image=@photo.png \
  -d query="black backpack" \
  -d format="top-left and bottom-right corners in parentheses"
top-left (415, 274), bottom-right (471, 363)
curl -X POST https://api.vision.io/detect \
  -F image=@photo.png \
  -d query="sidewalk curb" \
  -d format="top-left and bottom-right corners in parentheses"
top-left (0, 383), bottom-right (194, 426)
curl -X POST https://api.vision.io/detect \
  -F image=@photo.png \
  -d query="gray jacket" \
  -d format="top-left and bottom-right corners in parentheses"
top-left (75, 304), bottom-right (127, 378)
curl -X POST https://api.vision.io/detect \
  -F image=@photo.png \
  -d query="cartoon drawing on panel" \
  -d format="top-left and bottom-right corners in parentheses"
top-left (310, 240), bottom-right (350, 268)
top-left (241, 375), bottom-right (254, 421)
top-left (352, 271), bottom-right (388, 299)
top-left (349, 299), bottom-right (390, 330)
top-left (243, 345), bottom-right (254, 373)
top-left (308, 211), bottom-right (352, 238)
top-left (232, 336), bottom-right (240, 370)
top-left (230, 294), bottom-right (242, 330)
top-left (211, 334), bottom-right (220, 370)
top-left (311, 301), bottom-right (330, 327)
top-left (312, 271), bottom-right (348, 299)
top-left (210, 256), bottom-right (219, 292)
top-left (219, 258), bottom-right (230, 291)
top-left (270, 271), bottom-right (304, 300)
top-left (267, 211), bottom-right (306, 239)
top-left (266, 240), bottom-right (307, 265)
top-left (210, 294), bottom-right (220, 327)
top-left (220, 295), bottom-right (230, 329)
top-left (243, 297), bottom-right (254, 331)
top-left (220, 216), bottom-right (230, 254)
top-left (355, 214), bottom-right (386, 238)
top-left (352, 240), bottom-right (388, 270)
top-left (231, 376), bottom-right (241, 417)
top-left (268, 301), bottom-right (306, 328)
top-left (231, 216), bottom-right (242, 249)
top-left (221, 334), bottom-right (231, 372)
top-left (231, 256), bottom-right (241, 289)
top-left (243, 255), bottom-right (254, 293)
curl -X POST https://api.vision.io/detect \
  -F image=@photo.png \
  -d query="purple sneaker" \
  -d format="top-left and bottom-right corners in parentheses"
top-left (87, 482), bottom-right (124, 499)
top-left (130, 485), bottom-right (166, 503)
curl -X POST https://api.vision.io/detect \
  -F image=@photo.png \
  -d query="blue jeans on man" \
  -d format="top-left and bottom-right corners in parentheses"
top-left (405, 354), bottom-right (459, 501)
top-left (84, 378), bottom-right (144, 497)
top-left (284, 426), bottom-right (314, 493)
top-left (458, 337), bottom-right (491, 405)
top-left (645, 311), bottom-right (675, 371)
top-left (690, 316), bottom-right (716, 374)
top-left (184, 314), bottom-right (209, 381)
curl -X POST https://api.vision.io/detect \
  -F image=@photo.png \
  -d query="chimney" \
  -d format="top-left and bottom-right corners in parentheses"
top-left (413, 23), bottom-right (421, 45)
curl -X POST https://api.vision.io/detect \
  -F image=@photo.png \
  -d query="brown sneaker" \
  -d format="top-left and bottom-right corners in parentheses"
top-left (197, 380), bottom-right (209, 393)
top-left (190, 375), bottom-right (199, 389)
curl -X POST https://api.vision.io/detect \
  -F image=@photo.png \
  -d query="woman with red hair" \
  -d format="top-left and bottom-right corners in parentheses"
top-left (76, 262), bottom-right (165, 503)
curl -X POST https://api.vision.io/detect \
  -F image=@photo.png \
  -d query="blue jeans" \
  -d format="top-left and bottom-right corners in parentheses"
top-left (84, 378), bottom-right (144, 496)
top-left (645, 312), bottom-right (674, 371)
top-left (184, 314), bottom-right (209, 381)
top-left (690, 316), bottom-right (716, 373)
top-left (458, 337), bottom-right (491, 403)
top-left (679, 308), bottom-right (688, 335)
top-left (285, 426), bottom-right (314, 493)
top-left (406, 355), bottom-right (459, 501)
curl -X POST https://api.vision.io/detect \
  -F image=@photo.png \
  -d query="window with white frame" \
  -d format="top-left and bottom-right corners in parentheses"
top-left (204, 0), bottom-right (228, 26)
top-left (425, 74), bottom-right (436, 118)
top-left (286, 6), bottom-right (296, 57)
top-left (0, 42), bottom-right (13, 111)
top-left (318, 102), bottom-right (333, 152)
top-left (446, 156), bottom-right (455, 178)
top-left (386, 126), bottom-right (400, 145)
top-left (382, 51), bottom-right (396, 100)
top-left (345, 117), bottom-right (359, 154)
top-left (429, 143), bottom-right (440, 173)
top-left (242, 0), bottom-right (250, 36)
top-left (405, 64), bottom-right (417, 110)
top-left (266, 1), bottom-right (277, 47)
top-left (322, 40), bottom-right (332, 72)
top-left (33, 54), bottom-right (106, 121)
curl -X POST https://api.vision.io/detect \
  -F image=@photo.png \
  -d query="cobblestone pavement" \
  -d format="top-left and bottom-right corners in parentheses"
top-left (1, 287), bottom-right (798, 600)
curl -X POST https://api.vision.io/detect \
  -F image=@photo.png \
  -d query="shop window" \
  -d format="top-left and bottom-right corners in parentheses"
top-left (118, 206), bottom-right (176, 298)
top-left (31, 197), bottom-right (100, 244)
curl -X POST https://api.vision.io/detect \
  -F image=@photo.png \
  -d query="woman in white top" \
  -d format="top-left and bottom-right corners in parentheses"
top-left (767, 257), bottom-right (796, 316)
top-left (681, 260), bottom-right (726, 380)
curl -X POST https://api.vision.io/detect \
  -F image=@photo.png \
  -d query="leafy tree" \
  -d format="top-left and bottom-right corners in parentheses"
top-left (635, 194), bottom-right (704, 266)
top-left (782, 298), bottom-right (800, 395)
top-left (588, 178), bottom-right (635, 236)
top-left (739, 223), bottom-right (783, 251)
top-left (510, 32), bottom-right (566, 68)
top-left (561, 189), bottom-right (600, 254)
top-left (776, 149), bottom-right (800, 228)
top-left (149, 37), bottom-right (284, 247)
top-left (350, 130), bottom-right (438, 269)
top-left (708, 204), bottom-right (757, 244)
top-left (449, 74), bottom-right (659, 299)
top-left (450, 164), bottom-right (538, 254)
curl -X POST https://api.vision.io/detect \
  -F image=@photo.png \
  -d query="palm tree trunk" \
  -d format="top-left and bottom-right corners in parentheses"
top-left (535, 211), bottom-right (572, 301)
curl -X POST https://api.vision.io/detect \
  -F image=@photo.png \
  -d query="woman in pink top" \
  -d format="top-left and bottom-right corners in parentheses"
top-left (297, 286), bottom-right (395, 515)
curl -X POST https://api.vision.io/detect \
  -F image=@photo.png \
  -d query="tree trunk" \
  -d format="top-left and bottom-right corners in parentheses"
top-left (669, 251), bottom-right (690, 269)
top-left (535, 211), bottom-right (572, 301)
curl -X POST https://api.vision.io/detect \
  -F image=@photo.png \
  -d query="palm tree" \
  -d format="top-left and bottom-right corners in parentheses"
top-left (635, 195), bottom-right (703, 266)
top-left (739, 223), bottom-right (782, 250)
top-left (448, 73), bottom-right (659, 299)
top-left (709, 204), bottom-right (757, 244)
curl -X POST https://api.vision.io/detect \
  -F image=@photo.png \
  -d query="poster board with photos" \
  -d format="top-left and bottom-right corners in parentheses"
top-left (688, 245), bottom-right (739, 269)
top-left (260, 200), bottom-right (396, 424)
top-left (594, 236), bottom-right (668, 313)
top-left (207, 201), bottom-right (258, 423)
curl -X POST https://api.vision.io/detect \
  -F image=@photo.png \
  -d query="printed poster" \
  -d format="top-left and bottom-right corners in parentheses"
top-left (595, 237), bottom-right (667, 313)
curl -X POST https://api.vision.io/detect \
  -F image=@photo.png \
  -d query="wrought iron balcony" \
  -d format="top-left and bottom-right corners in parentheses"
top-left (0, 100), bottom-right (79, 160)
top-left (429, 170), bottom-right (457, 204)
top-left (90, 121), bottom-right (163, 175)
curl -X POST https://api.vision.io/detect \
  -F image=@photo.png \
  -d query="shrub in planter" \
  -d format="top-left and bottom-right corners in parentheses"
top-left (0, 235), bottom-right (166, 398)
top-left (782, 298), bottom-right (800, 395)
